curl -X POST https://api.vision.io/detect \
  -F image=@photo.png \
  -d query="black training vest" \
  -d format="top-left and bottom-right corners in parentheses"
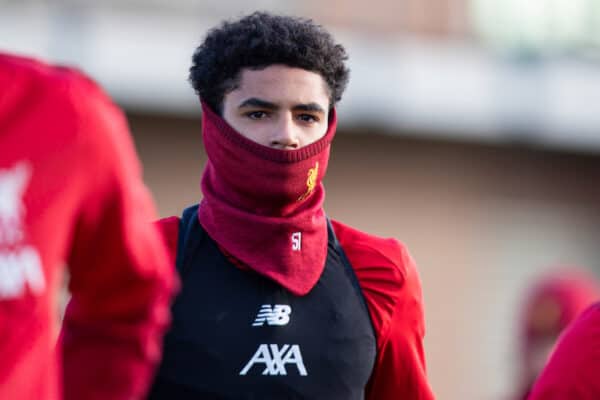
top-left (148, 205), bottom-right (376, 400)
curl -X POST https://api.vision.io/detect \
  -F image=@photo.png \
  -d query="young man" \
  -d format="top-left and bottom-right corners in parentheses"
top-left (149, 12), bottom-right (434, 399)
top-left (528, 302), bottom-right (600, 399)
top-left (0, 53), bottom-right (176, 400)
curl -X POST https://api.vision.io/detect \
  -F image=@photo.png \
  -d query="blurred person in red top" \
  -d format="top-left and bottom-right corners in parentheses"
top-left (513, 268), bottom-right (600, 400)
top-left (527, 301), bottom-right (600, 400)
top-left (147, 12), bottom-right (434, 400)
top-left (0, 53), bottom-right (177, 400)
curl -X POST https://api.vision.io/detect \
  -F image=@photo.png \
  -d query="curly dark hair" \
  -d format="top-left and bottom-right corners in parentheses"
top-left (189, 12), bottom-right (350, 114)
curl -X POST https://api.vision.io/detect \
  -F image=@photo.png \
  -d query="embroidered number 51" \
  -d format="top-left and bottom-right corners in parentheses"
top-left (291, 232), bottom-right (301, 251)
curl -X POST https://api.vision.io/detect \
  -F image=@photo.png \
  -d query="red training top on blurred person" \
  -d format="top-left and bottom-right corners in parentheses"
top-left (0, 53), bottom-right (176, 400)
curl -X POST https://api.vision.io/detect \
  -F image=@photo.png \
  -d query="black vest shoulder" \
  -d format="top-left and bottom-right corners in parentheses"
top-left (149, 205), bottom-right (376, 400)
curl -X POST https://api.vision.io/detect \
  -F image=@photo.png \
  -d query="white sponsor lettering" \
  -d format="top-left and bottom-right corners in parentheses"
top-left (239, 344), bottom-right (307, 376)
top-left (0, 162), bottom-right (31, 244)
top-left (0, 246), bottom-right (45, 299)
top-left (0, 161), bottom-right (46, 299)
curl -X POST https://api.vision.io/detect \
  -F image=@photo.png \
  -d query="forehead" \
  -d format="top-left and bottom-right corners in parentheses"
top-left (232, 65), bottom-right (329, 105)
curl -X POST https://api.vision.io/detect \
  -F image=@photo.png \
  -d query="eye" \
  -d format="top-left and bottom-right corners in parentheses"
top-left (245, 111), bottom-right (269, 120)
top-left (297, 114), bottom-right (319, 123)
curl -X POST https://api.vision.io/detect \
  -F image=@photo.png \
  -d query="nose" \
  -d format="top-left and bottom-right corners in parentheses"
top-left (269, 115), bottom-right (300, 150)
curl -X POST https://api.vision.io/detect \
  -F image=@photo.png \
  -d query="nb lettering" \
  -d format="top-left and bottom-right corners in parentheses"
top-left (252, 304), bottom-right (292, 327)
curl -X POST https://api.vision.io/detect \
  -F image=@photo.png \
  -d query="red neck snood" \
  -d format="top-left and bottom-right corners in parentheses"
top-left (198, 102), bottom-right (337, 296)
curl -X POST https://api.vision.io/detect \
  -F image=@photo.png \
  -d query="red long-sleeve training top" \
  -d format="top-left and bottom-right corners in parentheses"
top-left (0, 53), bottom-right (176, 400)
top-left (528, 302), bottom-right (600, 400)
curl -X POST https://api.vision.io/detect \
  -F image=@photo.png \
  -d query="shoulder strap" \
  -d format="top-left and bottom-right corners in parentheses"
top-left (326, 218), bottom-right (371, 316)
top-left (175, 203), bottom-right (202, 278)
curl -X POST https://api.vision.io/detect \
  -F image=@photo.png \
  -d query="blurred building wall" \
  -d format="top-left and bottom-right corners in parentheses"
top-left (3, 1), bottom-right (600, 151)
top-left (129, 112), bottom-right (600, 400)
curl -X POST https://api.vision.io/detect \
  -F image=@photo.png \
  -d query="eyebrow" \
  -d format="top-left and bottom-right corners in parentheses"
top-left (238, 97), bottom-right (325, 114)
top-left (238, 98), bottom-right (278, 110)
top-left (293, 103), bottom-right (326, 114)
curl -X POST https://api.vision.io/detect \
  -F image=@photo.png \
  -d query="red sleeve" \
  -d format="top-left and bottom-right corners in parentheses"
top-left (60, 72), bottom-right (177, 400)
top-left (528, 303), bottom-right (600, 400)
top-left (332, 220), bottom-right (434, 400)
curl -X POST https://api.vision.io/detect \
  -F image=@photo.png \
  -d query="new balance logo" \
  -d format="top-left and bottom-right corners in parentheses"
top-left (239, 344), bottom-right (307, 376)
top-left (252, 304), bottom-right (291, 327)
